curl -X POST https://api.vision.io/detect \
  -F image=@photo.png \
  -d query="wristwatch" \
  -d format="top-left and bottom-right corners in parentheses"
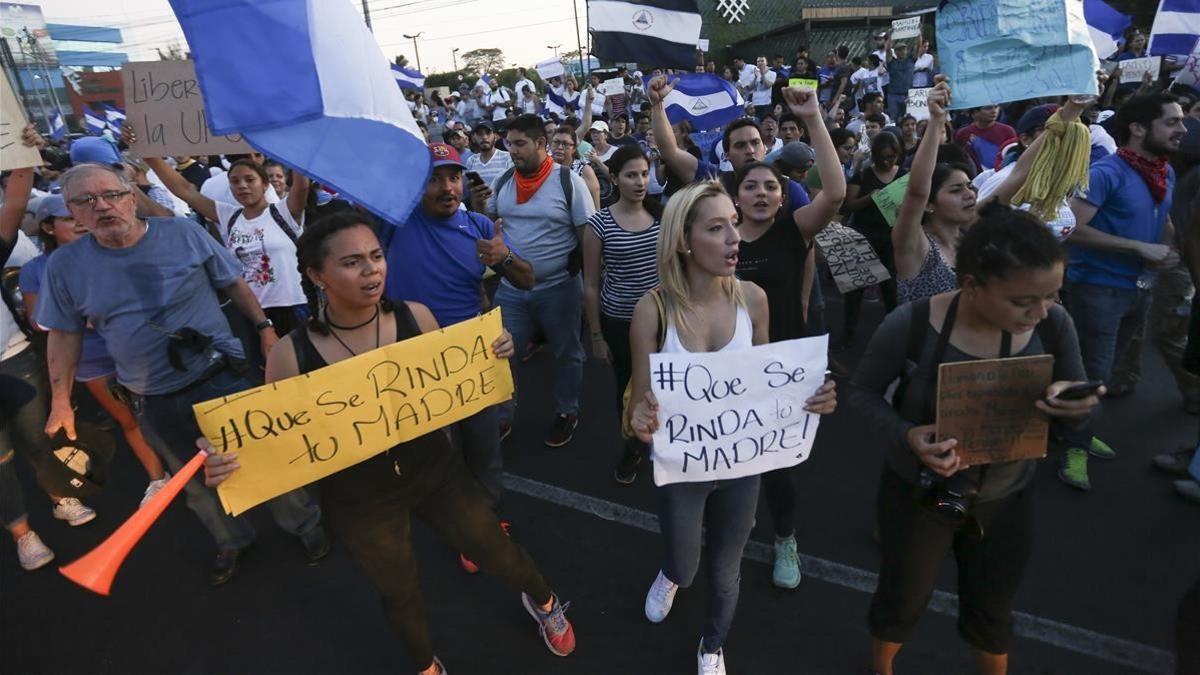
top-left (501, 250), bottom-right (515, 268)
top-left (255, 318), bottom-right (275, 332)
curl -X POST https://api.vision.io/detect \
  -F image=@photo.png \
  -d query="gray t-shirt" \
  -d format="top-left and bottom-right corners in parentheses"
top-left (35, 217), bottom-right (246, 395)
top-left (488, 164), bottom-right (595, 290)
top-left (848, 300), bottom-right (1090, 502)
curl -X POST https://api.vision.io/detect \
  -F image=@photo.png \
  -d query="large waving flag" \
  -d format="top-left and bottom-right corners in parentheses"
top-left (1150, 0), bottom-right (1200, 55)
top-left (643, 72), bottom-right (745, 131)
top-left (168, 0), bottom-right (430, 225)
top-left (101, 103), bottom-right (126, 133)
top-left (83, 109), bottom-right (107, 135)
top-left (1083, 0), bottom-right (1131, 59)
top-left (589, 0), bottom-right (701, 69)
top-left (391, 64), bottom-right (425, 91)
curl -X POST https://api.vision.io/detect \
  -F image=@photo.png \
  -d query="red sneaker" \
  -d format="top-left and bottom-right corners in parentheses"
top-left (459, 553), bottom-right (480, 574)
top-left (521, 593), bottom-right (575, 656)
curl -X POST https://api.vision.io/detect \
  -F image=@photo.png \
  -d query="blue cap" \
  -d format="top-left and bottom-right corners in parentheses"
top-left (35, 194), bottom-right (71, 223)
top-left (1015, 104), bottom-right (1059, 137)
top-left (68, 136), bottom-right (123, 167)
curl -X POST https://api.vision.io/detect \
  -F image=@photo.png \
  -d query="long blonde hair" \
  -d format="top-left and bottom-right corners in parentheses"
top-left (656, 180), bottom-right (745, 336)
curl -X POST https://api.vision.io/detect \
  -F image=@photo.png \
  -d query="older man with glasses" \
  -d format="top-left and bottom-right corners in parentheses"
top-left (36, 163), bottom-right (327, 586)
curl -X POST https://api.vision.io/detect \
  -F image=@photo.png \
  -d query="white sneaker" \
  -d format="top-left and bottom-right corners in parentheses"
top-left (696, 640), bottom-right (727, 675)
top-left (16, 531), bottom-right (54, 570)
top-left (52, 497), bottom-right (96, 526)
top-left (140, 473), bottom-right (171, 508)
top-left (645, 569), bottom-right (678, 623)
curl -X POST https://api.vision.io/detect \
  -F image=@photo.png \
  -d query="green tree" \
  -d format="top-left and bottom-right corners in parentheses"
top-left (461, 48), bottom-right (505, 75)
top-left (393, 54), bottom-right (410, 68)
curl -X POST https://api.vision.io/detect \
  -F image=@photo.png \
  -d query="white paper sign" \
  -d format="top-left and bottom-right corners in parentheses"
top-left (906, 87), bottom-right (931, 120)
top-left (598, 77), bottom-right (625, 96)
top-left (891, 17), bottom-right (922, 40)
top-left (649, 335), bottom-right (828, 486)
top-left (698, 38), bottom-right (710, 51)
top-left (1119, 56), bottom-right (1161, 83)
top-left (534, 57), bottom-right (565, 81)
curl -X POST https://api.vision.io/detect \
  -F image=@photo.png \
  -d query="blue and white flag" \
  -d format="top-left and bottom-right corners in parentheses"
top-left (101, 103), bottom-right (126, 133)
top-left (49, 111), bottom-right (67, 141)
top-left (1083, 0), bottom-right (1131, 59)
top-left (168, 0), bottom-right (430, 226)
top-left (545, 84), bottom-right (580, 116)
top-left (83, 109), bottom-right (107, 135)
top-left (1150, 0), bottom-right (1200, 56)
top-left (642, 72), bottom-right (744, 131)
top-left (589, 0), bottom-right (701, 69)
top-left (391, 64), bottom-right (425, 91)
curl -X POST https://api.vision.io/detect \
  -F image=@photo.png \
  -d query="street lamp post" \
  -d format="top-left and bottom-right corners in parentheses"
top-left (547, 44), bottom-right (561, 57)
top-left (402, 32), bottom-right (424, 73)
top-left (452, 47), bottom-right (460, 72)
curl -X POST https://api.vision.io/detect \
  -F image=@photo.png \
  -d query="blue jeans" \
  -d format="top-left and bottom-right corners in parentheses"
top-left (496, 278), bottom-right (584, 422)
top-left (130, 367), bottom-right (322, 551)
top-left (0, 348), bottom-right (48, 528)
top-left (886, 92), bottom-right (908, 121)
top-left (1063, 281), bottom-right (1152, 382)
top-left (455, 404), bottom-right (503, 506)
top-left (658, 474), bottom-right (761, 653)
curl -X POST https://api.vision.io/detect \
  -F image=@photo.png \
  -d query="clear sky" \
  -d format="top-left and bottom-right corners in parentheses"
top-left (33, 0), bottom-right (589, 73)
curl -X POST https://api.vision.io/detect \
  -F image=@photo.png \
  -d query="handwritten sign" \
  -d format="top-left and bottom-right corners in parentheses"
top-left (598, 77), bottom-right (625, 96)
top-left (0, 68), bottom-right (41, 171)
top-left (698, 38), bottom-right (710, 52)
top-left (872, 174), bottom-right (911, 227)
top-left (1118, 56), bottom-right (1161, 84)
top-left (194, 310), bottom-right (513, 515)
top-left (813, 223), bottom-right (892, 294)
top-left (122, 60), bottom-right (251, 157)
top-left (937, 0), bottom-right (1099, 109)
top-left (935, 355), bottom-right (1053, 464)
top-left (906, 87), bottom-right (931, 120)
top-left (649, 335), bottom-right (828, 486)
top-left (788, 78), bottom-right (820, 90)
top-left (891, 16), bottom-right (922, 41)
top-left (535, 57), bottom-right (564, 81)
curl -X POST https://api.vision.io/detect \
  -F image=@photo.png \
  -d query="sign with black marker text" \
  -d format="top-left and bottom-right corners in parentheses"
top-left (649, 335), bottom-right (828, 486)
top-left (122, 60), bottom-right (252, 157)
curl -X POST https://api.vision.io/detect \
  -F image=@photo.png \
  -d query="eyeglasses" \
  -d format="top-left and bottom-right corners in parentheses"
top-left (551, 140), bottom-right (576, 148)
top-left (67, 190), bottom-right (133, 210)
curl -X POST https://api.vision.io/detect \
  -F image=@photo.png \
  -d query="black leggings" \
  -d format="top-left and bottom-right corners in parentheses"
top-left (600, 313), bottom-right (649, 461)
top-left (868, 465), bottom-right (1034, 654)
top-left (841, 233), bottom-right (897, 341)
top-left (322, 461), bottom-right (554, 671)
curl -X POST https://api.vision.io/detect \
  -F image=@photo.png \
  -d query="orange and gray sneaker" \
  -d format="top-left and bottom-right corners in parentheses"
top-left (459, 520), bottom-right (511, 574)
top-left (521, 593), bottom-right (576, 656)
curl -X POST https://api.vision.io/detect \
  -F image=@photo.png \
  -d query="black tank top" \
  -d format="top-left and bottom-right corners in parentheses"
top-left (290, 303), bottom-right (458, 507)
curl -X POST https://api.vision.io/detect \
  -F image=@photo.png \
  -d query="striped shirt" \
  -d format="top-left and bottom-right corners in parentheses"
top-left (586, 207), bottom-right (660, 320)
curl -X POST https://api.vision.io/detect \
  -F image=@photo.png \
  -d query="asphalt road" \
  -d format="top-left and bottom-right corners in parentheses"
top-left (3, 291), bottom-right (1197, 675)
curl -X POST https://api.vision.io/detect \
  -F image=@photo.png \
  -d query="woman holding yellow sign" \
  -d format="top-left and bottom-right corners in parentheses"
top-left (200, 213), bottom-right (576, 675)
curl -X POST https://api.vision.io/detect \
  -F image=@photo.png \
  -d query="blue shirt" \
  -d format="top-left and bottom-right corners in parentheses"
top-left (19, 253), bottom-right (116, 381)
top-left (35, 218), bottom-right (246, 395)
top-left (1068, 153), bottom-right (1176, 289)
top-left (383, 207), bottom-right (518, 327)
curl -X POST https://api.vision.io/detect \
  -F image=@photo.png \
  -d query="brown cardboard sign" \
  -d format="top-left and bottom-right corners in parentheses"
top-left (122, 60), bottom-right (251, 157)
top-left (813, 222), bottom-right (892, 294)
top-left (0, 68), bottom-right (42, 171)
top-left (935, 354), bottom-right (1054, 464)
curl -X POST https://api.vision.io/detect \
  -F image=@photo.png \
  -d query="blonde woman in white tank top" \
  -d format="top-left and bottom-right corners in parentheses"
top-left (627, 181), bottom-right (837, 675)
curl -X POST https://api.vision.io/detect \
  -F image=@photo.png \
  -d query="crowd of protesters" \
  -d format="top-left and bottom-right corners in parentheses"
top-left (2, 21), bottom-right (1199, 675)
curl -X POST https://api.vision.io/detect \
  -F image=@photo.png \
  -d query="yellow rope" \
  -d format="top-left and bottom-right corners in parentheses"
top-left (1010, 110), bottom-right (1091, 223)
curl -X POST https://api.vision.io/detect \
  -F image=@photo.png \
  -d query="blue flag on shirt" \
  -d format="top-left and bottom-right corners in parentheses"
top-left (167, 0), bottom-right (431, 226)
top-left (641, 72), bottom-right (745, 131)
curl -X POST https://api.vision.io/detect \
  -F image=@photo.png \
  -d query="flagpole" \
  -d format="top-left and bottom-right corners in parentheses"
top-left (361, 0), bottom-right (373, 32)
top-left (577, 0), bottom-right (588, 77)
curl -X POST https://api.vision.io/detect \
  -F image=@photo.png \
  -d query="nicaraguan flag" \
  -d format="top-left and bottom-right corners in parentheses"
top-left (49, 112), bottom-right (67, 141)
top-left (83, 109), bottom-right (107, 135)
top-left (101, 103), bottom-right (126, 133)
top-left (1150, 0), bottom-right (1200, 55)
top-left (1083, 0), bottom-right (1131, 59)
top-left (546, 84), bottom-right (579, 116)
top-left (391, 64), bottom-right (425, 91)
top-left (589, 0), bottom-right (701, 69)
top-left (642, 72), bottom-right (744, 131)
top-left (168, 0), bottom-right (430, 226)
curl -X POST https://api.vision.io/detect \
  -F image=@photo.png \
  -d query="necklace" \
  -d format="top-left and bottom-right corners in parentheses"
top-left (324, 305), bottom-right (381, 357)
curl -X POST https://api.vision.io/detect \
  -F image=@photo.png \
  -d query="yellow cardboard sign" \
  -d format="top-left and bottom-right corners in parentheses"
top-left (193, 309), bottom-right (513, 515)
top-left (788, 78), bottom-right (819, 90)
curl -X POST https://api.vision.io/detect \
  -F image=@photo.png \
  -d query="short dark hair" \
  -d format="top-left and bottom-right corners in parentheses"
top-left (867, 54), bottom-right (881, 67)
top-left (778, 113), bottom-right (803, 130)
top-left (722, 117), bottom-right (763, 153)
top-left (861, 92), bottom-right (883, 107)
top-left (507, 114), bottom-right (547, 143)
top-left (956, 202), bottom-right (1065, 286)
top-left (830, 127), bottom-right (857, 149)
top-left (870, 131), bottom-right (901, 159)
top-left (1113, 92), bottom-right (1180, 146)
top-left (837, 45), bottom-right (849, 59)
top-left (864, 113), bottom-right (887, 127)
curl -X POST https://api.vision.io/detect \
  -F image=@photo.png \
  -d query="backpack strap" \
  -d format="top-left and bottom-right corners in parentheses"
top-left (267, 204), bottom-right (300, 248)
top-left (226, 208), bottom-right (243, 240)
top-left (906, 297), bottom-right (931, 364)
top-left (493, 166), bottom-right (517, 199)
top-left (559, 164), bottom-right (574, 218)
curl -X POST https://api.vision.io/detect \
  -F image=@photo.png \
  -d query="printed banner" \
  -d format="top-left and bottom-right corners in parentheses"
top-left (650, 335), bottom-right (829, 486)
top-left (0, 68), bottom-right (41, 170)
top-left (194, 310), bottom-right (513, 515)
top-left (936, 355), bottom-right (1054, 464)
top-left (121, 60), bottom-right (252, 157)
top-left (891, 16), bottom-right (922, 40)
top-left (814, 223), bottom-right (892, 294)
top-left (937, 0), bottom-right (1099, 109)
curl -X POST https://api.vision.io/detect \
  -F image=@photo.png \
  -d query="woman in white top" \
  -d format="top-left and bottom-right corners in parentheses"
top-left (627, 181), bottom-right (837, 675)
top-left (141, 148), bottom-right (311, 340)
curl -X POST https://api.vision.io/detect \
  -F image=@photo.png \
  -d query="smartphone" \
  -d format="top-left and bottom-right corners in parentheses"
top-left (1053, 380), bottom-right (1106, 401)
top-left (466, 171), bottom-right (485, 187)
